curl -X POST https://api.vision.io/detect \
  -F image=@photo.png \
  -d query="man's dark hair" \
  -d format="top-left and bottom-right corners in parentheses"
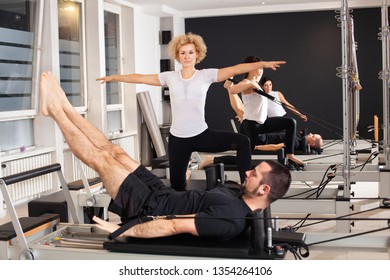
top-left (261, 160), bottom-right (291, 203)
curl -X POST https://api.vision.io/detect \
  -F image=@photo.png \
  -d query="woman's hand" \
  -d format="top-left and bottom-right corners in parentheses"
top-left (224, 79), bottom-right (234, 89)
top-left (262, 61), bottom-right (286, 70)
top-left (96, 76), bottom-right (113, 84)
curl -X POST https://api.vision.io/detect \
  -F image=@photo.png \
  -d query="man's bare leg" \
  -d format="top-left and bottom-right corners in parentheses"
top-left (40, 72), bottom-right (138, 172)
top-left (40, 71), bottom-right (136, 198)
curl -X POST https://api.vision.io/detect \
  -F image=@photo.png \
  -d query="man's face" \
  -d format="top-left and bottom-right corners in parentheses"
top-left (306, 133), bottom-right (322, 148)
top-left (242, 162), bottom-right (271, 195)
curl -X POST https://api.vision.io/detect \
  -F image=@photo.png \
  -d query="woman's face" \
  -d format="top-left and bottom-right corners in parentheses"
top-left (262, 80), bottom-right (273, 93)
top-left (248, 67), bottom-right (263, 81)
top-left (177, 43), bottom-right (198, 67)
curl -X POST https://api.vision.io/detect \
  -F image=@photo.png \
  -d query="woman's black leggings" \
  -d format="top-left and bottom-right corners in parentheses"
top-left (168, 128), bottom-right (251, 190)
top-left (240, 117), bottom-right (297, 154)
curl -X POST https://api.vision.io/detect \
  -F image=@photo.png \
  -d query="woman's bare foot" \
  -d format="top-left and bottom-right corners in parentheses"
top-left (287, 154), bottom-right (306, 166)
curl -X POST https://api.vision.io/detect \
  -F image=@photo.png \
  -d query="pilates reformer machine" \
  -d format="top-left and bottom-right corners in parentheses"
top-left (0, 163), bottom-right (306, 260)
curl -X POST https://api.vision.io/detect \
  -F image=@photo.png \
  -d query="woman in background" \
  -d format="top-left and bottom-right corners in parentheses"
top-left (224, 55), bottom-right (305, 167)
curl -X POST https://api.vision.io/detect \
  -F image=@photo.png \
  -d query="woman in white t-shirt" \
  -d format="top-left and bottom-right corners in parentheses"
top-left (97, 33), bottom-right (286, 189)
top-left (224, 56), bottom-right (305, 167)
top-left (261, 76), bottom-right (307, 121)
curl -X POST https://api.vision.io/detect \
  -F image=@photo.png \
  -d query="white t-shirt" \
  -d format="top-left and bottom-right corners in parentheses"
top-left (267, 91), bottom-right (286, 117)
top-left (242, 92), bottom-right (268, 124)
top-left (158, 69), bottom-right (218, 137)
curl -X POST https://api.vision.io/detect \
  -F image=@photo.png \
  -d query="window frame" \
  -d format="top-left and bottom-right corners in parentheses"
top-left (0, 0), bottom-right (43, 154)
top-left (57, 0), bottom-right (88, 113)
top-left (0, 0), bottom-right (43, 121)
top-left (104, 2), bottom-right (125, 134)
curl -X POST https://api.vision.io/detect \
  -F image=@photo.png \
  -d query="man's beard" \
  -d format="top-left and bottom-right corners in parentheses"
top-left (241, 183), bottom-right (260, 196)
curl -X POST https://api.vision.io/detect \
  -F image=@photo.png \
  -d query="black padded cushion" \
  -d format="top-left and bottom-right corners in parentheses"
top-left (103, 231), bottom-right (276, 259)
top-left (102, 209), bottom-right (282, 259)
top-left (67, 177), bottom-right (102, 191)
top-left (28, 191), bottom-right (68, 222)
top-left (0, 213), bottom-right (59, 241)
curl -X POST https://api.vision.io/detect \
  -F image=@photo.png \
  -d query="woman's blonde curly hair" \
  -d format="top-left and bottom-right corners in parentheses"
top-left (168, 33), bottom-right (207, 64)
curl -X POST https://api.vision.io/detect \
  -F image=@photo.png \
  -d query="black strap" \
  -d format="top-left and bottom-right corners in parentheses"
top-left (227, 78), bottom-right (275, 101)
top-left (108, 216), bottom-right (153, 240)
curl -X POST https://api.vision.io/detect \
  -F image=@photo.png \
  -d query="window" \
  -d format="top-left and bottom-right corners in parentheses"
top-left (0, 119), bottom-right (34, 152)
top-left (105, 11), bottom-right (120, 105)
top-left (104, 7), bottom-right (123, 134)
top-left (58, 0), bottom-right (85, 107)
top-left (0, 0), bottom-right (38, 152)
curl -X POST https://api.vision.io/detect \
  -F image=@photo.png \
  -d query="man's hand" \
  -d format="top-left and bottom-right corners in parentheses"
top-left (93, 216), bottom-right (120, 234)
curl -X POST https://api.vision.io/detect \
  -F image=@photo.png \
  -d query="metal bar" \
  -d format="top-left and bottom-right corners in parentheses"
top-left (56, 170), bottom-right (80, 224)
top-left (340, 0), bottom-right (351, 196)
top-left (0, 180), bottom-right (30, 254)
top-left (380, 0), bottom-right (390, 168)
top-left (1, 163), bottom-right (61, 186)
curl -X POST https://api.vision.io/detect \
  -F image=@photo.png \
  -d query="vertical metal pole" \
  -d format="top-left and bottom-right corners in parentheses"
top-left (379, 0), bottom-right (390, 201)
top-left (340, 0), bottom-right (351, 195)
top-left (0, 180), bottom-right (31, 256)
top-left (380, 0), bottom-right (390, 169)
top-left (333, 0), bottom-right (353, 233)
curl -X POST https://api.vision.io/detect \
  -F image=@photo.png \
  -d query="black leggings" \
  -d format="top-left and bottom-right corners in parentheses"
top-left (168, 128), bottom-right (251, 190)
top-left (240, 117), bottom-right (297, 154)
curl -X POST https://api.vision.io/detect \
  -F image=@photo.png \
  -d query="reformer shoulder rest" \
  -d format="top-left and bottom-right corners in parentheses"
top-left (0, 213), bottom-right (60, 241)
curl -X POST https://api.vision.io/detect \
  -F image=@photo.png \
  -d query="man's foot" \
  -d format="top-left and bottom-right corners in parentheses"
top-left (40, 71), bottom-right (68, 116)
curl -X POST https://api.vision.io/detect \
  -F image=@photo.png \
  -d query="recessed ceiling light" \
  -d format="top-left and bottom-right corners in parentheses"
top-left (260, 1), bottom-right (266, 4)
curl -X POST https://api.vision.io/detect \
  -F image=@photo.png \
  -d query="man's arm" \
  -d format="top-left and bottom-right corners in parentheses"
top-left (93, 215), bottom-right (198, 238)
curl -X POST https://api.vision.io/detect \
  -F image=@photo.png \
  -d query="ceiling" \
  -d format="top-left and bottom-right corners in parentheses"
top-left (124, 0), bottom-right (382, 17)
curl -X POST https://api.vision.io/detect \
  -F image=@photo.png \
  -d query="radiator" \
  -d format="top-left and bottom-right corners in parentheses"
top-left (71, 154), bottom-right (98, 181)
top-left (1, 153), bottom-right (54, 205)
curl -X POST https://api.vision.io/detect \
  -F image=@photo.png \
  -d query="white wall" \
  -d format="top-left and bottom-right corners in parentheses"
top-left (132, 8), bottom-right (163, 124)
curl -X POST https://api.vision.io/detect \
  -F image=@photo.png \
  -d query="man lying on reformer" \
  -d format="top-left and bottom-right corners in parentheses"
top-left (40, 71), bottom-right (291, 241)
top-left (198, 129), bottom-right (323, 171)
top-left (255, 129), bottom-right (323, 153)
